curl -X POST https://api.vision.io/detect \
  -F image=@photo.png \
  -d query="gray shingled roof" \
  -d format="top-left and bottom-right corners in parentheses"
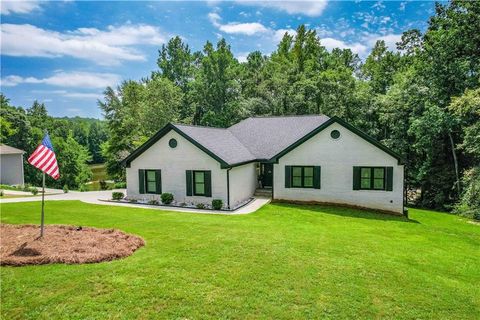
top-left (173, 115), bottom-right (330, 165)
top-left (229, 115), bottom-right (330, 160)
top-left (173, 124), bottom-right (256, 164)
top-left (0, 144), bottom-right (25, 155)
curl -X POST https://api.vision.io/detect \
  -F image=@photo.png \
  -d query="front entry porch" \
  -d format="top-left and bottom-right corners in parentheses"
top-left (258, 162), bottom-right (273, 189)
top-left (255, 162), bottom-right (273, 198)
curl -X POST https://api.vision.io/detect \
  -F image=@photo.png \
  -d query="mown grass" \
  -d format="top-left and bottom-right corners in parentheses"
top-left (1, 201), bottom-right (479, 319)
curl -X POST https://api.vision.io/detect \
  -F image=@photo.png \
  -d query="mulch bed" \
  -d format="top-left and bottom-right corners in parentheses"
top-left (0, 224), bottom-right (145, 266)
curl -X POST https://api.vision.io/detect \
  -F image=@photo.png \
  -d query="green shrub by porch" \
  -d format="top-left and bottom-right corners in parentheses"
top-left (161, 193), bottom-right (174, 205)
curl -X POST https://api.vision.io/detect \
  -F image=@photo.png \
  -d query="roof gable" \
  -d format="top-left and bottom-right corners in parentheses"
top-left (123, 115), bottom-right (402, 168)
top-left (0, 144), bottom-right (25, 155)
top-left (270, 116), bottom-right (403, 164)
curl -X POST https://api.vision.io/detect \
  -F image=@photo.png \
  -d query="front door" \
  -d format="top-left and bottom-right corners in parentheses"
top-left (261, 163), bottom-right (273, 188)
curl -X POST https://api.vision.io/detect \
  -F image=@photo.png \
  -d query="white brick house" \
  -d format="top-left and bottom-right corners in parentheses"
top-left (123, 115), bottom-right (405, 214)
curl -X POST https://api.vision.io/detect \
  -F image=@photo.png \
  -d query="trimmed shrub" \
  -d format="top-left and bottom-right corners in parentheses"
top-left (148, 199), bottom-right (159, 205)
top-left (212, 199), bottom-right (223, 210)
top-left (112, 192), bottom-right (124, 200)
top-left (63, 185), bottom-right (69, 193)
top-left (79, 184), bottom-right (88, 192)
top-left (161, 193), bottom-right (174, 205)
top-left (196, 203), bottom-right (206, 209)
top-left (114, 181), bottom-right (127, 189)
top-left (30, 187), bottom-right (39, 195)
top-left (0, 190), bottom-right (4, 197)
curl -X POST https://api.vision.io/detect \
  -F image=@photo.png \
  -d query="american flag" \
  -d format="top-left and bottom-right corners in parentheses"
top-left (28, 134), bottom-right (60, 180)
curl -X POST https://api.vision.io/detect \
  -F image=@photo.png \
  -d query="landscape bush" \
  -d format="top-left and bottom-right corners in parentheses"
top-left (212, 199), bottom-right (223, 210)
top-left (63, 185), bottom-right (69, 193)
top-left (99, 180), bottom-right (109, 190)
top-left (30, 187), bottom-right (38, 195)
top-left (114, 181), bottom-right (127, 189)
top-left (112, 192), bottom-right (124, 201)
top-left (148, 199), bottom-right (160, 205)
top-left (196, 203), bottom-right (206, 209)
top-left (0, 190), bottom-right (4, 197)
top-left (454, 167), bottom-right (480, 220)
top-left (0, 184), bottom-right (20, 191)
top-left (161, 193), bottom-right (174, 205)
top-left (79, 184), bottom-right (88, 192)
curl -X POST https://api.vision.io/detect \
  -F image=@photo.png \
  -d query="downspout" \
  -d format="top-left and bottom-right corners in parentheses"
top-left (271, 164), bottom-right (274, 200)
top-left (226, 167), bottom-right (231, 209)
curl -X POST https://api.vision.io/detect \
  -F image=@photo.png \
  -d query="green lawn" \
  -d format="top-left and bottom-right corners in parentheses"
top-left (1, 201), bottom-right (479, 319)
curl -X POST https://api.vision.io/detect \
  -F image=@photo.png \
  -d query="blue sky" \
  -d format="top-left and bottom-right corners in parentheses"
top-left (1, 0), bottom-right (439, 118)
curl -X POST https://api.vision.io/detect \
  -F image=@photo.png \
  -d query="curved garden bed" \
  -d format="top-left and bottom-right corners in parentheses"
top-left (0, 224), bottom-right (144, 266)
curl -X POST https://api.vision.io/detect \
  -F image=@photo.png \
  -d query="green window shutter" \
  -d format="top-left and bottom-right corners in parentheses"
top-left (138, 169), bottom-right (145, 194)
top-left (285, 166), bottom-right (291, 188)
top-left (386, 167), bottom-right (393, 191)
top-left (353, 167), bottom-right (361, 190)
top-left (313, 166), bottom-right (321, 189)
top-left (186, 170), bottom-right (193, 196)
top-left (204, 171), bottom-right (212, 197)
top-left (155, 170), bottom-right (162, 194)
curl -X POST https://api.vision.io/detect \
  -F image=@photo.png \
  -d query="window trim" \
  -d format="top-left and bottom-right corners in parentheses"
top-left (290, 166), bottom-right (315, 188)
top-left (193, 170), bottom-right (207, 196)
top-left (145, 169), bottom-right (158, 194)
top-left (359, 167), bottom-right (386, 191)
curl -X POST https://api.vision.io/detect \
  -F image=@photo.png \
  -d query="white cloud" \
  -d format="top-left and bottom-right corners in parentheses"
top-left (1, 0), bottom-right (40, 15)
top-left (236, 53), bottom-right (249, 63)
top-left (318, 33), bottom-right (402, 58)
top-left (273, 28), bottom-right (297, 42)
top-left (321, 38), bottom-right (369, 57)
top-left (208, 12), bottom-right (268, 35)
top-left (366, 33), bottom-right (402, 51)
top-left (371, 1), bottom-right (385, 10)
top-left (1, 71), bottom-right (121, 88)
top-left (62, 92), bottom-right (104, 99)
top-left (237, 0), bottom-right (328, 17)
top-left (1, 23), bottom-right (166, 65)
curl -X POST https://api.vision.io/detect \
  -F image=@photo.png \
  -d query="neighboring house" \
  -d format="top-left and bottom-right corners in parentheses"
top-left (0, 144), bottom-right (25, 186)
top-left (123, 115), bottom-right (405, 214)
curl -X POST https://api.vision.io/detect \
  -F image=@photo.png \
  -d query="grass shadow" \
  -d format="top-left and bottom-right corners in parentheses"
top-left (269, 202), bottom-right (420, 223)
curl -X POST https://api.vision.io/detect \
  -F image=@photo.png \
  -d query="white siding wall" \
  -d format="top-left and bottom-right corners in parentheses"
top-left (126, 130), bottom-right (227, 205)
top-left (0, 154), bottom-right (24, 186)
top-left (273, 122), bottom-right (404, 213)
top-left (229, 162), bottom-right (257, 208)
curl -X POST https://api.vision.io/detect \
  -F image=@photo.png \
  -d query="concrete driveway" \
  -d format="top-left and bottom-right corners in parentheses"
top-left (0, 189), bottom-right (270, 214)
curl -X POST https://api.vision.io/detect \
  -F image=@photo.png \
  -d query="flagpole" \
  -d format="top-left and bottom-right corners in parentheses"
top-left (40, 172), bottom-right (45, 237)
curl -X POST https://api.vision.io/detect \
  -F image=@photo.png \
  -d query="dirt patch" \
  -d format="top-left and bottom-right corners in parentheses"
top-left (0, 224), bottom-right (144, 266)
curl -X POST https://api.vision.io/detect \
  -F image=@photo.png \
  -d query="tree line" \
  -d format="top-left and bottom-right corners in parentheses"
top-left (100, 1), bottom-right (479, 217)
top-left (0, 96), bottom-right (108, 189)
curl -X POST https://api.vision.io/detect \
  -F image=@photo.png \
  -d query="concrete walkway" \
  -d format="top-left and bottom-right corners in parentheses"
top-left (1, 187), bottom-right (63, 196)
top-left (0, 189), bottom-right (270, 215)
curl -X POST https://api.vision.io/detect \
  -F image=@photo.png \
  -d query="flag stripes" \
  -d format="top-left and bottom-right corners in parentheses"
top-left (28, 134), bottom-right (60, 180)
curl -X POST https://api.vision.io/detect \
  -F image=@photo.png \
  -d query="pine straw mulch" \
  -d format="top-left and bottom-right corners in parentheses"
top-left (0, 224), bottom-right (145, 266)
